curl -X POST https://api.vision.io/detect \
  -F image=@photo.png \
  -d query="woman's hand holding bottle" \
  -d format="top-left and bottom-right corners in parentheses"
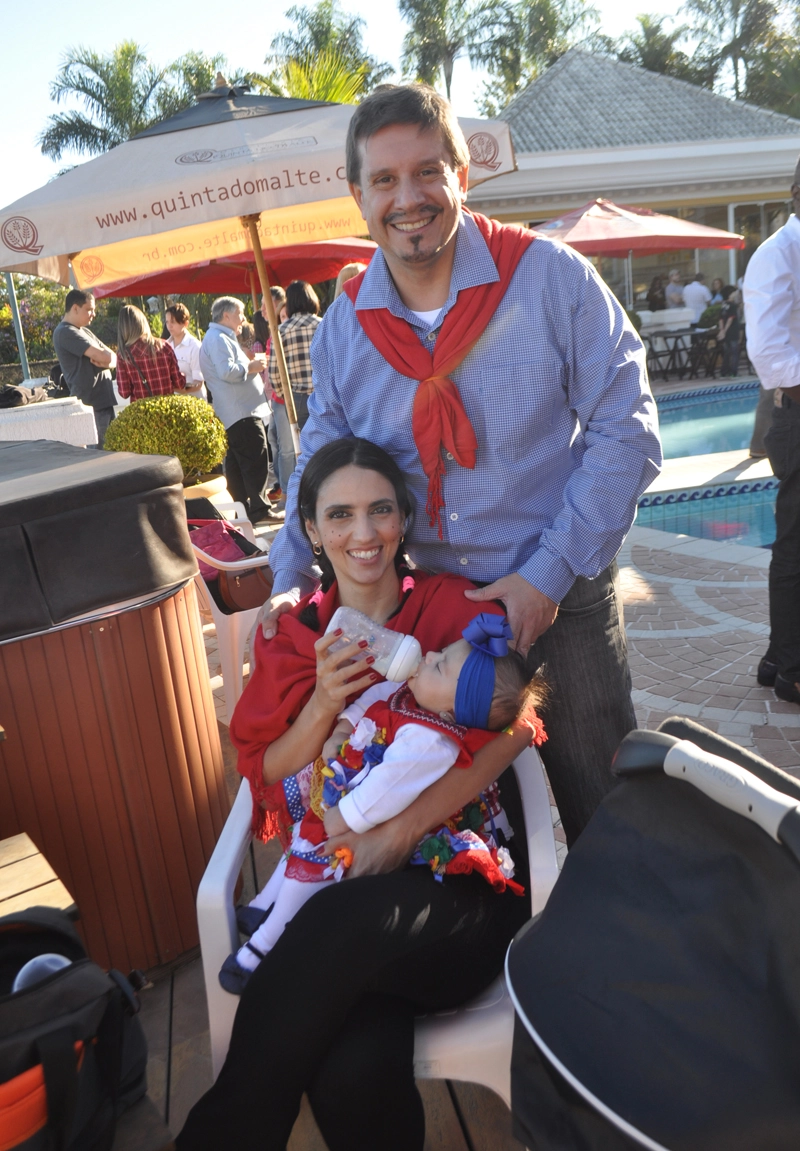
top-left (310, 631), bottom-right (377, 722)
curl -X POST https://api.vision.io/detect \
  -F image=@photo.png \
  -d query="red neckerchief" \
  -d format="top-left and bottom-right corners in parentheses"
top-left (343, 211), bottom-right (536, 537)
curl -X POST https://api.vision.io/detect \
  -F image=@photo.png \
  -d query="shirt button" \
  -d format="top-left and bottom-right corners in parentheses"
top-left (427, 332), bottom-right (436, 341)
top-left (450, 512), bottom-right (458, 521)
top-left (445, 451), bottom-right (454, 461)
top-left (459, 556), bottom-right (468, 565)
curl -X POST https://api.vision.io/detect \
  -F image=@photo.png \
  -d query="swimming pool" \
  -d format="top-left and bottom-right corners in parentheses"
top-left (656, 380), bottom-right (760, 459)
top-left (637, 481), bottom-right (777, 547)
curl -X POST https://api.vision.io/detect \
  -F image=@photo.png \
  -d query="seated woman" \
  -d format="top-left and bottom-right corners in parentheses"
top-left (177, 438), bottom-right (537, 1151)
top-left (115, 304), bottom-right (185, 402)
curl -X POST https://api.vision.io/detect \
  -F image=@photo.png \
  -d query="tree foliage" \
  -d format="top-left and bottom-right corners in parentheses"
top-left (256, 0), bottom-right (392, 100)
top-left (615, 15), bottom-right (716, 86)
top-left (476, 0), bottom-right (597, 114)
top-left (400, 0), bottom-right (508, 101)
top-left (683, 0), bottom-right (778, 98)
top-left (38, 42), bottom-right (234, 161)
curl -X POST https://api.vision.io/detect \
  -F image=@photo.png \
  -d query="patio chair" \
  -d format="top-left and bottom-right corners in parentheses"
top-left (191, 542), bottom-right (271, 722)
top-left (196, 745), bottom-right (561, 1107)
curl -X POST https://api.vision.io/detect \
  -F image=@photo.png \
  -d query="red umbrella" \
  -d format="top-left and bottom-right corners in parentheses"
top-left (536, 199), bottom-right (744, 258)
top-left (93, 236), bottom-right (376, 299)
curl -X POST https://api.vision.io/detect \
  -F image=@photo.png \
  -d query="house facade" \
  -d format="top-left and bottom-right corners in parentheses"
top-left (468, 50), bottom-right (800, 301)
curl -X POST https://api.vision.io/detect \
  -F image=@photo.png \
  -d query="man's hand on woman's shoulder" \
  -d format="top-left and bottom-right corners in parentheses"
top-left (258, 591), bottom-right (299, 639)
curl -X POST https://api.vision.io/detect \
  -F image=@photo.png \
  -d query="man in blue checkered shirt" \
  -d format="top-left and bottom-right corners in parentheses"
top-left (264, 85), bottom-right (662, 849)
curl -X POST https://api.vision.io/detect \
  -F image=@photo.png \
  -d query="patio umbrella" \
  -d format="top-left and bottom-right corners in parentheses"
top-left (0, 77), bottom-right (515, 443)
top-left (91, 237), bottom-right (377, 302)
top-left (537, 198), bottom-right (745, 307)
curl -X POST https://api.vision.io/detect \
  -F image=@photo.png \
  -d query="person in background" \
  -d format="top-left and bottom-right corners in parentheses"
top-left (260, 286), bottom-right (294, 514)
top-left (717, 286), bottom-right (740, 376)
top-left (709, 277), bottom-right (724, 304)
top-left (165, 302), bottom-right (204, 397)
top-left (251, 308), bottom-right (278, 497)
top-left (334, 261), bottom-right (368, 299)
top-left (665, 268), bottom-right (684, 307)
top-left (199, 296), bottom-right (273, 524)
top-left (683, 273), bottom-right (712, 324)
top-left (743, 158), bottom-right (800, 703)
top-left (646, 275), bottom-right (666, 311)
top-left (238, 321), bottom-right (255, 353)
top-left (115, 304), bottom-right (185, 402)
top-left (52, 289), bottom-right (117, 446)
top-left (268, 280), bottom-right (321, 436)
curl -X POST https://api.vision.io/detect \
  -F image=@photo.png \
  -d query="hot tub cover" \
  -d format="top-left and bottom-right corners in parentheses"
top-left (0, 440), bottom-right (197, 640)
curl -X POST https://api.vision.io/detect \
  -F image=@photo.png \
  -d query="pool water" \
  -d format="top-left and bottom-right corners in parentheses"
top-left (637, 482), bottom-right (777, 548)
top-left (656, 381), bottom-right (760, 459)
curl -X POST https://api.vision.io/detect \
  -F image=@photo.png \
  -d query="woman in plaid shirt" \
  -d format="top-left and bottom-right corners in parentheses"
top-left (116, 305), bottom-right (186, 402)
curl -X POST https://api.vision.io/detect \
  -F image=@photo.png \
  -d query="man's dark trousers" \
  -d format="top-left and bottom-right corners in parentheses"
top-left (764, 396), bottom-right (800, 681)
top-left (225, 416), bottom-right (272, 521)
top-left (525, 561), bottom-right (636, 847)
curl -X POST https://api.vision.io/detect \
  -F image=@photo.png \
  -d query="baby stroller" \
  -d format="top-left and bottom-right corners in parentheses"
top-left (507, 717), bottom-right (800, 1151)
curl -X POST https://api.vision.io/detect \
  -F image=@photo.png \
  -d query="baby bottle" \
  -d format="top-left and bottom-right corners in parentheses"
top-left (325, 606), bottom-right (422, 681)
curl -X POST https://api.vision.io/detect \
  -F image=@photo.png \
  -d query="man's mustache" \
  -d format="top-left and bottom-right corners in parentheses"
top-left (383, 206), bottom-right (442, 226)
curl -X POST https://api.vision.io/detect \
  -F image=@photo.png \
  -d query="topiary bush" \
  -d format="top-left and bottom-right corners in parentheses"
top-left (698, 304), bottom-right (723, 329)
top-left (104, 395), bottom-right (227, 481)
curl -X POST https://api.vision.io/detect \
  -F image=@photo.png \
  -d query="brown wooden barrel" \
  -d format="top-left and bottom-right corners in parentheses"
top-left (0, 580), bottom-right (228, 972)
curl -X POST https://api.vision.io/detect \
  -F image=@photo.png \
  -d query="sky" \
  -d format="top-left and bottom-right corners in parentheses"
top-left (0, 0), bottom-right (685, 210)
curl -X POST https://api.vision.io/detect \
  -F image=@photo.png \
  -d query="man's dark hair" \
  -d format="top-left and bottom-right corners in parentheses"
top-left (721, 285), bottom-right (738, 300)
top-left (488, 649), bottom-right (548, 731)
top-left (285, 280), bottom-right (320, 317)
top-left (65, 288), bottom-right (93, 312)
top-left (346, 83), bottom-right (470, 186)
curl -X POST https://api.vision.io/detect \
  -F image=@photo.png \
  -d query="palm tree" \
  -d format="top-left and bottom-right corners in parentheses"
top-left (399, 0), bottom-right (506, 101)
top-left (477, 0), bottom-right (597, 114)
top-left (256, 46), bottom-right (372, 103)
top-left (615, 15), bottom-right (716, 87)
top-left (38, 43), bottom-right (231, 161)
top-left (266, 0), bottom-right (392, 93)
top-left (682, 0), bottom-right (778, 98)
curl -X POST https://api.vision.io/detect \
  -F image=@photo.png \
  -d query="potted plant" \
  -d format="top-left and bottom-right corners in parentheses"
top-left (104, 395), bottom-right (228, 487)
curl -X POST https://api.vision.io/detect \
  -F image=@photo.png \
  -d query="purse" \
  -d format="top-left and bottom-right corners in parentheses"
top-left (187, 519), bottom-right (273, 613)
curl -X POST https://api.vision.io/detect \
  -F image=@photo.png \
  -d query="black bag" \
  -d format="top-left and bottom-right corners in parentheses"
top-left (0, 907), bottom-right (148, 1151)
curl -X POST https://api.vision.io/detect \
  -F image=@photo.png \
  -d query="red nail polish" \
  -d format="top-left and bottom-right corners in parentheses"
top-left (358, 640), bottom-right (369, 648)
top-left (366, 655), bottom-right (375, 664)
top-left (370, 671), bottom-right (380, 680)
top-left (334, 629), bottom-right (343, 636)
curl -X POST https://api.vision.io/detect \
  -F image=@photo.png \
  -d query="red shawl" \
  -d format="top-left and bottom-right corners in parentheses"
top-left (230, 571), bottom-right (505, 843)
top-left (342, 211), bottom-right (535, 537)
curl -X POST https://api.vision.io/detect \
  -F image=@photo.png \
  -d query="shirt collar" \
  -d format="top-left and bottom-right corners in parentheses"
top-left (354, 213), bottom-right (500, 325)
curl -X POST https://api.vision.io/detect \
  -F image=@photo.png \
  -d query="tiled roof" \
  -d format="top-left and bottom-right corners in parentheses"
top-left (501, 49), bottom-right (800, 152)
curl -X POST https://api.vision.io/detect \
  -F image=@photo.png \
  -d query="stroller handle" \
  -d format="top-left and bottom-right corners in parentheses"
top-left (665, 740), bottom-right (800, 855)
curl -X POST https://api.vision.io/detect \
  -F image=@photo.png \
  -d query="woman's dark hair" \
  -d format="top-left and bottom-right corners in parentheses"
top-left (297, 438), bottom-right (414, 627)
top-left (721, 284), bottom-right (738, 300)
top-left (286, 280), bottom-right (320, 317)
top-left (252, 311), bottom-right (269, 346)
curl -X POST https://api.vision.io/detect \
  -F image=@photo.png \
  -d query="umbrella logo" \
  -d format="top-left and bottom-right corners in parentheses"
top-left (1, 216), bottom-right (42, 255)
top-left (176, 149), bottom-right (216, 165)
top-left (79, 256), bottom-right (105, 284)
top-left (467, 132), bottom-right (500, 171)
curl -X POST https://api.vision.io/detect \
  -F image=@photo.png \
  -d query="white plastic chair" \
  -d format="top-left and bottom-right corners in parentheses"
top-left (197, 746), bottom-right (560, 1102)
top-left (191, 542), bottom-right (271, 723)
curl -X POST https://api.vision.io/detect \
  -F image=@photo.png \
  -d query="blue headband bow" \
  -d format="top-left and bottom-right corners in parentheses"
top-left (454, 613), bottom-right (513, 729)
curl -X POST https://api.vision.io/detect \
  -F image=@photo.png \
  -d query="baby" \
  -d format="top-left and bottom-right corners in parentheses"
top-left (219, 612), bottom-right (546, 994)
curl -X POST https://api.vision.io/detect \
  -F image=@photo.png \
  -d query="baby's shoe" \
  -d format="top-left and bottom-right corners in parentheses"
top-left (235, 904), bottom-right (271, 936)
top-left (218, 942), bottom-right (265, 995)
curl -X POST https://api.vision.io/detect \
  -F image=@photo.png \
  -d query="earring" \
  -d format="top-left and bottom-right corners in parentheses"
top-left (312, 542), bottom-right (322, 556)
top-left (399, 535), bottom-right (405, 545)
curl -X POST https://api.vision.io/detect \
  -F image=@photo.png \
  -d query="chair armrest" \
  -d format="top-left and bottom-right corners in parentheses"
top-left (512, 747), bottom-right (560, 916)
top-left (191, 545), bottom-right (273, 573)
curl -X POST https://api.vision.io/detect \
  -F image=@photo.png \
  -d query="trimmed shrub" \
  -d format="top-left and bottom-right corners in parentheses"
top-left (104, 395), bottom-right (227, 481)
top-left (698, 304), bottom-right (723, 329)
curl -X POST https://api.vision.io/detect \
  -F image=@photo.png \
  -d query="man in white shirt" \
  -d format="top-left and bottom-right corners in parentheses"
top-left (683, 274), bottom-right (712, 324)
top-left (165, 302), bottom-right (204, 396)
top-left (665, 269), bottom-right (684, 307)
top-left (743, 159), bottom-right (800, 704)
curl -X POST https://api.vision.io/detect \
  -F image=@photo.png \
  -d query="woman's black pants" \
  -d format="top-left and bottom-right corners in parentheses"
top-left (177, 777), bottom-right (530, 1150)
